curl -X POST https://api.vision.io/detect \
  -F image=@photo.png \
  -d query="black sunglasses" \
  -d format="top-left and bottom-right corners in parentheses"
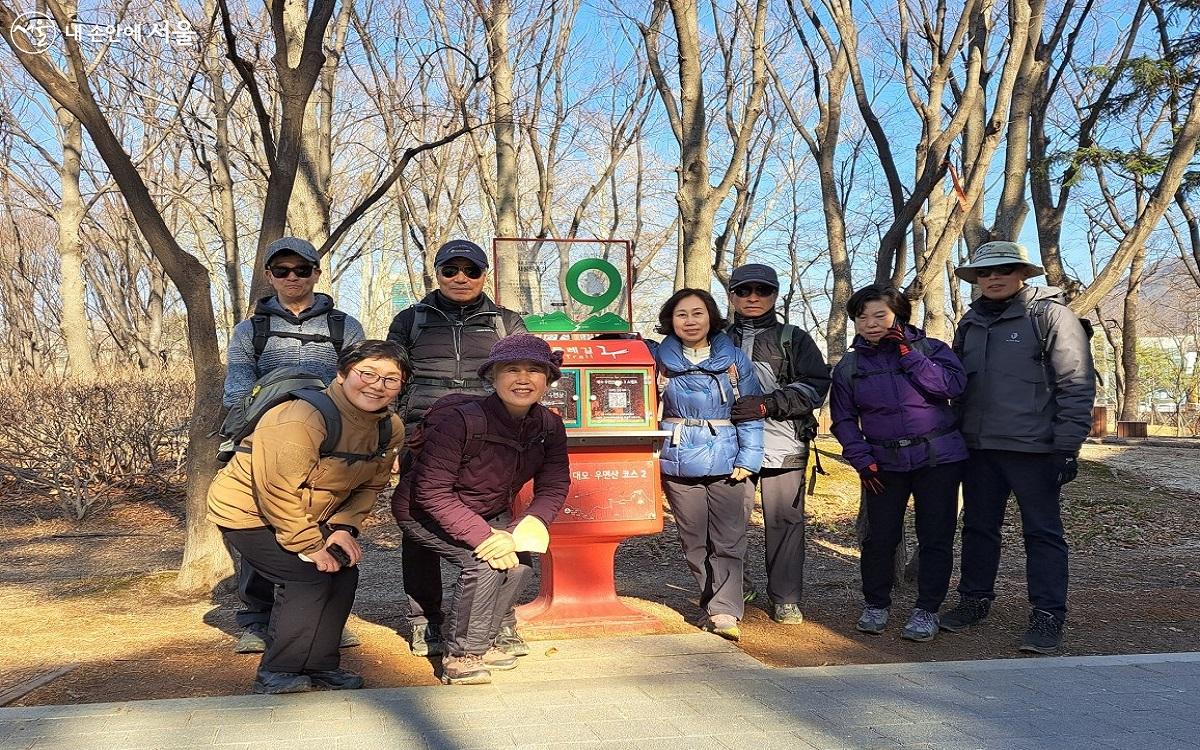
top-left (268, 265), bottom-right (316, 279)
top-left (975, 264), bottom-right (1020, 278)
top-left (439, 264), bottom-right (484, 280)
top-left (733, 284), bottom-right (777, 298)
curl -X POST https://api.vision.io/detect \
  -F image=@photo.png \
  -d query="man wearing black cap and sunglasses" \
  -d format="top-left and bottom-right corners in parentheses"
top-left (725, 263), bottom-right (830, 626)
top-left (223, 236), bottom-right (367, 654)
top-left (386, 238), bottom-right (527, 659)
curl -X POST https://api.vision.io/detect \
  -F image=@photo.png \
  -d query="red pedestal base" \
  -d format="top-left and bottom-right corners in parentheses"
top-left (515, 537), bottom-right (664, 636)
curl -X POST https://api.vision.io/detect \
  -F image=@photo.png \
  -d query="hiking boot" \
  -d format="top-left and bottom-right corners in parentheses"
top-left (253, 669), bottom-right (312, 694)
top-left (495, 625), bottom-right (530, 656)
top-left (234, 624), bottom-right (268, 654)
top-left (482, 647), bottom-right (518, 671)
top-left (339, 627), bottom-right (362, 649)
top-left (855, 606), bottom-right (889, 634)
top-left (1019, 609), bottom-right (1063, 654)
top-left (441, 654), bottom-right (492, 685)
top-left (939, 596), bottom-right (991, 632)
top-left (772, 602), bottom-right (804, 625)
top-left (410, 623), bottom-right (444, 657)
top-left (705, 614), bottom-right (741, 641)
top-left (901, 608), bottom-right (940, 642)
top-left (307, 668), bottom-right (365, 690)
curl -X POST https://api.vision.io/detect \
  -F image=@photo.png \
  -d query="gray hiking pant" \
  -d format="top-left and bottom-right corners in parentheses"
top-left (757, 467), bottom-right (807, 606)
top-left (663, 474), bottom-right (754, 620)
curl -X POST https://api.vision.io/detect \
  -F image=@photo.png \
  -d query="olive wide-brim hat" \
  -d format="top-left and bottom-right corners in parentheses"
top-left (954, 241), bottom-right (1045, 283)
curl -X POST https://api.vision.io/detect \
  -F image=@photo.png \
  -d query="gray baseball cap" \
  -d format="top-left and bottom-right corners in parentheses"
top-left (954, 241), bottom-right (1044, 283)
top-left (264, 236), bottom-right (320, 267)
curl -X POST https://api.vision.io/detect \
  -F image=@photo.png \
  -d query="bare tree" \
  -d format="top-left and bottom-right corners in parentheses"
top-left (638, 0), bottom-right (769, 289)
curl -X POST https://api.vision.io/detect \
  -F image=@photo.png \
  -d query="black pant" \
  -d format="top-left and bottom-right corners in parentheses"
top-left (958, 449), bottom-right (1069, 619)
top-left (861, 461), bottom-right (963, 612)
top-left (235, 562), bottom-right (274, 629)
top-left (756, 468), bottom-right (806, 605)
top-left (663, 474), bottom-right (753, 620)
top-left (222, 526), bottom-right (358, 673)
top-left (399, 519), bottom-right (532, 657)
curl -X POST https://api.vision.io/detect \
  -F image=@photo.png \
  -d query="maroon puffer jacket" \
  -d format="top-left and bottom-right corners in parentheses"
top-left (391, 393), bottom-right (570, 547)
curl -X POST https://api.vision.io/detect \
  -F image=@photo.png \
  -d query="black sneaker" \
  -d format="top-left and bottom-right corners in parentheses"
top-left (495, 625), bottom-right (530, 656)
top-left (253, 669), bottom-right (312, 694)
top-left (410, 623), bottom-right (444, 657)
top-left (307, 668), bottom-right (365, 690)
top-left (939, 596), bottom-right (991, 632)
top-left (1019, 609), bottom-right (1063, 654)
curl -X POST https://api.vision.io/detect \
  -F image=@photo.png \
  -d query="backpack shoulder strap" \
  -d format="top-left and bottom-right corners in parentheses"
top-left (778, 323), bottom-right (796, 380)
top-left (251, 314), bottom-right (272, 359)
top-left (409, 307), bottom-right (428, 347)
top-left (375, 417), bottom-right (393, 459)
top-left (292, 390), bottom-right (342, 457)
top-left (725, 363), bottom-right (742, 400)
top-left (494, 310), bottom-right (508, 339)
top-left (327, 310), bottom-right (347, 354)
top-left (838, 350), bottom-right (859, 382)
top-left (456, 400), bottom-right (490, 462)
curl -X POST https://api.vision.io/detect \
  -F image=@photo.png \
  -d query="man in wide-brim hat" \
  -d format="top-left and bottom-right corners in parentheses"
top-left (941, 241), bottom-right (1095, 655)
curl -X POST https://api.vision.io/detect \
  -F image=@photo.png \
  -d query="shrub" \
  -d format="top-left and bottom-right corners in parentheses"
top-left (0, 373), bottom-right (194, 519)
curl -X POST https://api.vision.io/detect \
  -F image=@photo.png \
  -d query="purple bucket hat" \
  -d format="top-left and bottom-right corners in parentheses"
top-left (477, 334), bottom-right (563, 381)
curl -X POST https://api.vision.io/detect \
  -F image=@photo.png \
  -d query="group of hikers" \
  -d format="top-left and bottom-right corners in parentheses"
top-left (206, 235), bottom-right (1096, 694)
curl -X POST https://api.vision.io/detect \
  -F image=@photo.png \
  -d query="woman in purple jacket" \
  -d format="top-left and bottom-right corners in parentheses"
top-left (392, 335), bottom-right (570, 685)
top-left (830, 285), bottom-right (968, 642)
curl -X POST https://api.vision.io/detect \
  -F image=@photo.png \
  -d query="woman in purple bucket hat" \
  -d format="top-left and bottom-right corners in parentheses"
top-left (391, 334), bottom-right (570, 685)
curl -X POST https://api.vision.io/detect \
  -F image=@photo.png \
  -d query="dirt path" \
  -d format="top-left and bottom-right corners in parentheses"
top-left (3, 441), bottom-right (1198, 705)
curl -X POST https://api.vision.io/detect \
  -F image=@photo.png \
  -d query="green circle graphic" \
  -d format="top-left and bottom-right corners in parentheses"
top-left (565, 258), bottom-right (622, 314)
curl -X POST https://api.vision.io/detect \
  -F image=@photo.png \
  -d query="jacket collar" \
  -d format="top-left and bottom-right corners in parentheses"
top-left (480, 391), bottom-right (537, 434)
top-left (657, 332), bottom-right (738, 372)
top-left (417, 290), bottom-right (498, 318)
top-left (733, 309), bottom-right (779, 331)
top-left (255, 292), bottom-right (335, 324)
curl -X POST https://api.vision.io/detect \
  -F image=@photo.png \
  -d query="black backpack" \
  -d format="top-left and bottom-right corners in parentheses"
top-left (251, 309), bottom-right (347, 359)
top-left (216, 366), bottom-right (392, 464)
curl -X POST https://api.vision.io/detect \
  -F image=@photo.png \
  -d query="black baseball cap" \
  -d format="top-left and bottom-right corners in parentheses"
top-left (434, 239), bottom-right (489, 270)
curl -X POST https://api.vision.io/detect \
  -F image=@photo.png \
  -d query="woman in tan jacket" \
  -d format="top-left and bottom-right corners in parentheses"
top-left (208, 340), bottom-right (408, 694)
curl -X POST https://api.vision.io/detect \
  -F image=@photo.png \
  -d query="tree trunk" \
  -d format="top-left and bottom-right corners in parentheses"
top-left (1118, 243), bottom-right (1147, 421)
top-left (479, 0), bottom-right (520, 297)
top-left (55, 107), bottom-right (95, 378)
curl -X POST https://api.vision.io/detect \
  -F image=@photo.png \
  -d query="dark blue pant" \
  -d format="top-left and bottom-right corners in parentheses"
top-left (235, 562), bottom-right (274, 629)
top-left (861, 461), bottom-right (963, 612)
top-left (958, 449), bottom-right (1069, 619)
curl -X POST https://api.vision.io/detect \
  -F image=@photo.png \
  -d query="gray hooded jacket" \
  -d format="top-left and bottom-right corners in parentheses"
top-left (952, 285), bottom-right (1095, 454)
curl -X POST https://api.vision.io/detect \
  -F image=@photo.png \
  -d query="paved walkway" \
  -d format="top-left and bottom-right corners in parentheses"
top-left (2, 635), bottom-right (1199, 749)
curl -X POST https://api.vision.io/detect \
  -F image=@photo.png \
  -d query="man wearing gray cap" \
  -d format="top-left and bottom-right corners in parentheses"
top-left (223, 236), bottom-right (367, 653)
top-left (725, 263), bottom-right (831, 625)
top-left (386, 238), bottom-right (527, 658)
top-left (942, 241), bottom-right (1095, 654)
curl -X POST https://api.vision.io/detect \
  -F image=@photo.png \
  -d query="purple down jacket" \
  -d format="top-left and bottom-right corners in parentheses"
top-left (830, 326), bottom-right (968, 472)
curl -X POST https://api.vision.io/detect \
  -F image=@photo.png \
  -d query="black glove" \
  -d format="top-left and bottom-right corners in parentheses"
top-left (879, 324), bottom-right (912, 357)
top-left (1052, 452), bottom-right (1079, 486)
top-left (859, 463), bottom-right (885, 495)
top-left (730, 394), bottom-right (774, 423)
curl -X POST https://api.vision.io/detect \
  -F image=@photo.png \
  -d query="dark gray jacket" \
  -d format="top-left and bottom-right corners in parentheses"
top-left (952, 285), bottom-right (1095, 454)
